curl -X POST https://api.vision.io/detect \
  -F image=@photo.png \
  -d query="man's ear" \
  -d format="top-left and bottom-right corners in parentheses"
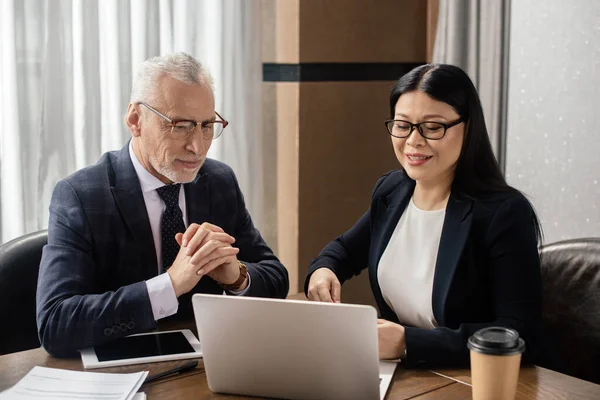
top-left (125, 103), bottom-right (142, 137)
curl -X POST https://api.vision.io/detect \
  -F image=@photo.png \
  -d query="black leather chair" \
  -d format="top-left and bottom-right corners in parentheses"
top-left (539, 237), bottom-right (600, 384)
top-left (0, 230), bottom-right (47, 355)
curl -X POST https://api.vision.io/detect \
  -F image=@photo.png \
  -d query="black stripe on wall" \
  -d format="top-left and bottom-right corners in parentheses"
top-left (263, 62), bottom-right (424, 82)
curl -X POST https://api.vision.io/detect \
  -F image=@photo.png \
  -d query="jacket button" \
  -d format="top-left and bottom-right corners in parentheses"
top-left (104, 328), bottom-right (112, 336)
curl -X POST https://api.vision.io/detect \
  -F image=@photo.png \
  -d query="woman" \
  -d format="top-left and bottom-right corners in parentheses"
top-left (305, 64), bottom-right (547, 368)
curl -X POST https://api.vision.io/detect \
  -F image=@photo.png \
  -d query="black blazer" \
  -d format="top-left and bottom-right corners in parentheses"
top-left (306, 170), bottom-right (547, 368)
top-left (37, 143), bottom-right (289, 357)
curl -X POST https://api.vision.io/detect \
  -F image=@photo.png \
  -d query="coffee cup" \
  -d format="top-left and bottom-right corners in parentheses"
top-left (467, 327), bottom-right (526, 400)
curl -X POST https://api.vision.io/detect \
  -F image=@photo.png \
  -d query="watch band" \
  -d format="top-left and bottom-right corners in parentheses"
top-left (220, 261), bottom-right (248, 291)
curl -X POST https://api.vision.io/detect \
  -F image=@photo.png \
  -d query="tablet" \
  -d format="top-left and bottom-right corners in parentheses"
top-left (80, 329), bottom-right (202, 369)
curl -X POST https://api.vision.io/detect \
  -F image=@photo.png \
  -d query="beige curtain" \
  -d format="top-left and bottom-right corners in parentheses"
top-left (0, 0), bottom-right (263, 244)
top-left (433, 0), bottom-right (511, 169)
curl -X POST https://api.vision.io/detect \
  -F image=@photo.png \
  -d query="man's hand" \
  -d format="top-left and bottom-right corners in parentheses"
top-left (166, 241), bottom-right (207, 297)
top-left (377, 319), bottom-right (406, 360)
top-left (167, 223), bottom-right (246, 296)
top-left (307, 267), bottom-right (341, 303)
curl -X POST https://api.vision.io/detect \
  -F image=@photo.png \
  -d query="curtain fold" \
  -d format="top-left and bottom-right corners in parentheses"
top-left (0, 0), bottom-right (263, 243)
top-left (433, 0), bottom-right (511, 166)
top-left (215, 0), bottom-right (264, 228)
top-left (0, 0), bottom-right (25, 241)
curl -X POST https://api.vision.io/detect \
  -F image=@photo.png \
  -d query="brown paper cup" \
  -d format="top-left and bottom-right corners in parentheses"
top-left (468, 327), bottom-right (526, 400)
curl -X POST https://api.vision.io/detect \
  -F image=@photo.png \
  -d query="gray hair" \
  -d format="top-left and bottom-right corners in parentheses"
top-left (130, 52), bottom-right (214, 104)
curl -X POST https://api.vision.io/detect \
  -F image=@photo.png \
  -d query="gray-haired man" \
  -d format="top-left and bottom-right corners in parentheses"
top-left (36, 53), bottom-right (288, 357)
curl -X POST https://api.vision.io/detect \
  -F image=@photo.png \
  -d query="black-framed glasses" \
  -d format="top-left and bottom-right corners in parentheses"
top-left (384, 118), bottom-right (464, 140)
top-left (138, 102), bottom-right (229, 140)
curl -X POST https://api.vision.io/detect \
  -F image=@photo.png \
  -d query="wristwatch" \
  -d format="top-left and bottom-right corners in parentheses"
top-left (220, 261), bottom-right (248, 291)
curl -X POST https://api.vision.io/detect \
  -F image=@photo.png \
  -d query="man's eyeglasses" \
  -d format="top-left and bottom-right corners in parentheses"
top-left (384, 118), bottom-right (464, 140)
top-left (138, 102), bottom-right (229, 140)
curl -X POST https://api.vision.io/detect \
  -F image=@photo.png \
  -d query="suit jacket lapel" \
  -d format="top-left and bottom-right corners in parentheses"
top-left (184, 170), bottom-right (211, 226)
top-left (110, 143), bottom-right (157, 280)
top-left (369, 179), bottom-right (415, 321)
top-left (431, 192), bottom-right (473, 326)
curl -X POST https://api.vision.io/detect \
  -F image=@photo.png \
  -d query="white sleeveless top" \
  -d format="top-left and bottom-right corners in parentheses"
top-left (377, 197), bottom-right (446, 329)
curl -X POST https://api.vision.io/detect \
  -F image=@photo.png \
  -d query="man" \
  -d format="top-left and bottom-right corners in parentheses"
top-left (36, 53), bottom-right (289, 357)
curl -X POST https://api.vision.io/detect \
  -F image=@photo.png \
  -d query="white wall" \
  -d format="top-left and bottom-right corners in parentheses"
top-left (506, 1), bottom-right (600, 242)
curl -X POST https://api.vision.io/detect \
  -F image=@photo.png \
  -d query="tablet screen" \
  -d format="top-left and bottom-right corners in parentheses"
top-left (95, 331), bottom-right (196, 362)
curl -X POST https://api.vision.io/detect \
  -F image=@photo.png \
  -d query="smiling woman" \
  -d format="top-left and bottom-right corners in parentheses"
top-left (386, 91), bottom-right (465, 199)
top-left (305, 64), bottom-right (554, 370)
top-left (385, 64), bottom-right (524, 205)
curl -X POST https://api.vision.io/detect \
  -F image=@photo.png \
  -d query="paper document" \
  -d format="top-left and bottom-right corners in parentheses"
top-left (379, 361), bottom-right (398, 400)
top-left (0, 366), bottom-right (148, 400)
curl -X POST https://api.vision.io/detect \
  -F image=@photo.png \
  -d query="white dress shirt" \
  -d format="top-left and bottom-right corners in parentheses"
top-left (129, 142), bottom-right (248, 322)
top-left (377, 197), bottom-right (445, 329)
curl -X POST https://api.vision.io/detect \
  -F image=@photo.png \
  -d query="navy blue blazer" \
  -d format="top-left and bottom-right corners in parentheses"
top-left (306, 170), bottom-right (547, 368)
top-left (37, 143), bottom-right (288, 357)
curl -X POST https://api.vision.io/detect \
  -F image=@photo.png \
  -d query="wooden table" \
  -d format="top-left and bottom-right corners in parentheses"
top-left (2, 346), bottom-right (598, 399)
top-left (2, 293), bottom-right (599, 399)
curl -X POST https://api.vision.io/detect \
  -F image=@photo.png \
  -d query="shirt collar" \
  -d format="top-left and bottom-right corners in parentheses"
top-left (128, 140), bottom-right (168, 193)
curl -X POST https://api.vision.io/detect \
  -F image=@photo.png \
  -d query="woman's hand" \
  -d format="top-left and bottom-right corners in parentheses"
top-left (307, 267), bottom-right (341, 303)
top-left (377, 319), bottom-right (406, 359)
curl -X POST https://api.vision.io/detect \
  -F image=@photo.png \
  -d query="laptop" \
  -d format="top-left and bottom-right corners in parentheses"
top-left (192, 294), bottom-right (396, 400)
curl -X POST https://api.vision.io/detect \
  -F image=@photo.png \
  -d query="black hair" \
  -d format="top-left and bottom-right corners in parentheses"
top-left (389, 63), bottom-right (543, 243)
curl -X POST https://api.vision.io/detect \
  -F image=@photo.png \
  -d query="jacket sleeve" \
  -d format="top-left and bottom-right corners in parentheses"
top-left (228, 170), bottom-right (289, 299)
top-left (403, 195), bottom-right (544, 367)
top-left (36, 180), bottom-right (157, 357)
top-left (304, 173), bottom-right (393, 293)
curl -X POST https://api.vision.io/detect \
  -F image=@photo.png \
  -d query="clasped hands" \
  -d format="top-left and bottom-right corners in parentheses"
top-left (166, 222), bottom-right (246, 297)
top-left (307, 267), bottom-right (406, 360)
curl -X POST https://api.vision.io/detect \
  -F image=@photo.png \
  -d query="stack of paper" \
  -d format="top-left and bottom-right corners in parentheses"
top-left (0, 366), bottom-right (148, 400)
